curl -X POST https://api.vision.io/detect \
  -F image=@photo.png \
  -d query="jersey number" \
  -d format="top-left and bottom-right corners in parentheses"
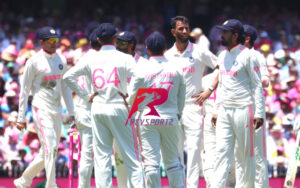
top-left (92, 67), bottom-right (120, 89)
top-left (151, 82), bottom-right (173, 100)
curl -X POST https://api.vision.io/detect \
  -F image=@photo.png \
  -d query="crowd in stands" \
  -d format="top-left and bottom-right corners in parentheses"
top-left (0, 0), bottom-right (299, 178)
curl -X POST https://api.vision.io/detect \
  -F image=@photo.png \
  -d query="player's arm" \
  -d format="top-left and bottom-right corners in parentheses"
top-left (63, 62), bottom-right (92, 102)
top-left (192, 49), bottom-right (219, 104)
top-left (61, 59), bottom-right (75, 117)
top-left (127, 65), bottom-right (145, 106)
top-left (257, 52), bottom-right (270, 88)
top-left (17, 59), bottom-right (35, 130)
top-left (192, 73), bottom-right (218, 104)
top-left (247, 55), bottom-right (265, 129)
top-left (177, 72), bottom-right (186, 117)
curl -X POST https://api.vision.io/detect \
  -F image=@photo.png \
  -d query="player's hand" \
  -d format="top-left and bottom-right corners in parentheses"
top-left (118, 92), bottom-right (128, 99)
top-left (211, 114), bottom-right (218, 128)
top-left (192, 89), bottom-right (212, 105)
top-left (16, 122), bottom-right (27, 131)
top-left (89, 92), bottom-right (98, 103)
top-left (254, 118), bottom-right (264, 130)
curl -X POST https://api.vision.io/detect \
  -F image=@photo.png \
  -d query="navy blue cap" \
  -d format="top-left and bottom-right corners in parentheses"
top-left (37, 26), bottom-right (58, 40)
top-left (89, 28), bottom-right (99, 43)
top-left (145, 32), bottom-right (166, 53)
top-left (97, 23), bottom-right (117, 41)
top-left (117, 31), bottom-right (137, 45)
top-left (243, 24), bottom-right (257, 41)
top-left (216, 19), bottom-right (244, 34)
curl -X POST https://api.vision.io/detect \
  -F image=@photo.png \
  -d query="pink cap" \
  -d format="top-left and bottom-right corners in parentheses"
top-left (274, 84), bottom-right (281, 91)
top-left (58, 142), bottom-right (64, 150)
top-left (26, 32), bottom-right (36, 39)
top-left (24, 39), bottom-right (34, 49)
top-left (29, 139), bottom-right (40, 149)
top-left (277, 146), bottom-right (285, 153)
top-left (3, 45), bottom-right (18, 57)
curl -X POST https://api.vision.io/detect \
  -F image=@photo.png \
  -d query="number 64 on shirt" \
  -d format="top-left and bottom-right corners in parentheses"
top-left (92, 67), bottom-right (120, 89)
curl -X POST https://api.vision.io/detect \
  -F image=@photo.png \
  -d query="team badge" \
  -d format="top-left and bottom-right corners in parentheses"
top-left (50, 29), bottom-right (56, 34)
top-left (58, 64), bottom-right (63, 70)
top-left (189, 56), bottom-right (195, 62)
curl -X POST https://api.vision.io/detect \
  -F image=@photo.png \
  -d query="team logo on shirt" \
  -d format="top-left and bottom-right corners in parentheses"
top-left (58, 64), bottom-right (63, 70)
top-left (126, 88), bottom-right (173, 126)
top-left (189, 56), bottom-right (194, 62)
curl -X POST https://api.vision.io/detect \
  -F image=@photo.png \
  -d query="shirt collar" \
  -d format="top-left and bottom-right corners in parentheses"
top-left (149, 55), bottom-right (168, 63)
top-left (100, 45), bottom-right (116, 51)
top-left (171, 41), bottom-right (193, 56)
top-left (42, 49), bottom-right (56, 58)
top-left (227, 44), bottom-right (243, 53)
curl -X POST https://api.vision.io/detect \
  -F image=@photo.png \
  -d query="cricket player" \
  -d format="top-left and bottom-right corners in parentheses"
top-left (243, 24), bottom-right (270, 188)
top-left (164, 15), bottom-right (218, 188)
top-left (116, 31), bottom-right (146, 63)
top-left (63, 23), bottom-right (144, 188)
top-left (68, 28), bottom-right (101, 188)
top-left (128, 32), bottom-right (186, 188)
top-left (211, 19), bottom-right (265, 188)
top-left (243, 24), bottom-right (270, 88)
top-left (115, 30), bottom-right (146, 188)
top-left (14, 26), bottom-right (75, 188)
top-left (201, 70), bottom-right (236, 188)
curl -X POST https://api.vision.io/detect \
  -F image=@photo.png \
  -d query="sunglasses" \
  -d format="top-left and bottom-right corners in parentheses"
top-left (116, 40), bottom-right (129, 46)
top-left (46, 38), bottom-right (59, 44)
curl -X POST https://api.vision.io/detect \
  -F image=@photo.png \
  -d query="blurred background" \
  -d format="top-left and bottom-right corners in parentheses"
top-left (0, 0), bottom-right (300, 184)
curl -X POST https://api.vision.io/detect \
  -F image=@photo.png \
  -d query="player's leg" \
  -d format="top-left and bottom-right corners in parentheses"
top-left (181, 104), bottom-right (203, 188)
top-left (78, 127), bottom-right (93, 188)
top-left (202, 113), bottom-right (216, 188)
top-left (139, 124), bottom-right (161, 187)
top-left (227, 158), bottom-right (236, 188)
top-left (211, 106), bottom-right (235, 188)
top-left (43, 110), bottom-right (62, 188)
top-left (101, 104), bottom-right (144, 187)
top-left (14, 108), bottom-right (46, 187)
top-left (254, 125), bottom-right (269, 188)
top-left (75, 108), bottom-right (94, 188)
top-left (160, 121), bottom-right (185, 188)
top-left (113, 140), bottom-right (128, 188)
top-left (91, 107), bottom-right (114, 188)
top-left (234, 105), bottom-right (255, 188)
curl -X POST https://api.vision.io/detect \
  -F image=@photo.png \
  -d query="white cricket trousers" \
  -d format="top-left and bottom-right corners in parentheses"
top-left (254, 125), bottom-right (269, 188)
top-left (20, 107), bottom-right (61, 188)
top-left (212, 105), bottom-right (255, 188)
top-left (202, 113), bottom-right (235, 188)
top-left (140, 118), bottom-right (185, 188)
top-left (114, 140), bottom-right (129, 188)
top-left (75, 108), bottom-right (94, 188)
top-left (178, 103), bottom-right (204, 188)
top-left (91, 103), bottom-right (144, 188)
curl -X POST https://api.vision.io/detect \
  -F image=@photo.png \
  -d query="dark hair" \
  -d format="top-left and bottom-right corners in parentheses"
top-left (131, 41), bottom-right (136, 52)
top-left (100, 37), bottom-right (114, 45)
top-left (237, 32), bottom-right (245, 44)
top-left (91, 41), bottom-right (102, 49)
top-left (171, 16), bottom-right (190, 29)
top-left (248, 37), bottom-right (255, 46)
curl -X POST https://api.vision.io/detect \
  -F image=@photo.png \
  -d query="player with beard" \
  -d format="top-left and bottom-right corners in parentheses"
top-left (165, 16), bottom-right (218, 188)
top-left (116, 31), bottom-right (146, 64)
top-left (212, 19), bottom-right (265, 188)
top-left (243, 24), bottom-right (270, 188)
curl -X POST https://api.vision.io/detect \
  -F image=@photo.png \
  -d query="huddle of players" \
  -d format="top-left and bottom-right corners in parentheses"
top-left (15, 15), bottom-right (268, 188)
